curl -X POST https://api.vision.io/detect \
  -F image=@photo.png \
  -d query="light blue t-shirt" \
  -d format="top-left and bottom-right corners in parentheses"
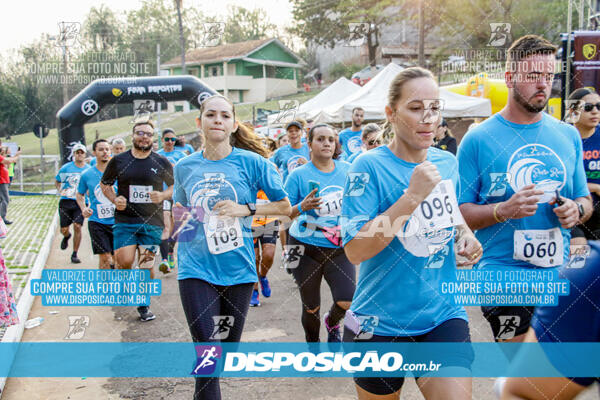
top-left (270, 143), bottom-right (310, 183)
top-left (174, 143), bottom-right (194, 155)
top-left (342, 146), bottom-right (467, 336)
top-left (339, 128), bottom-right (363, 160)
top-left (90, 158), bottom-right (97, 167)
top-left (157, 149), bottom-right (187, 166)
top-left (346, 149), bottom-right (364, 164)
top-left (285, 160), bottom-right (350, 248)
top-left (173, 147), bottom-right (287, 285)
top-left (77, 166), bottom-right (115, 225)
top-left (55, 162), bottom-right (90, 200)
top-left (458, 113), bottom-right (589, 270)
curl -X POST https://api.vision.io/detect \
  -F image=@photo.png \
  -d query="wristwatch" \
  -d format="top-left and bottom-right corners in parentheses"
top-left (247, 203), bottom-right (256, 216)
top-left (576, 202), bottom-right (585, 219)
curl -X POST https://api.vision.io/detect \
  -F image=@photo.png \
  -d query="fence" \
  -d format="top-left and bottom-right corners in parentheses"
top-left (14, 155), bottom-right (60, 193)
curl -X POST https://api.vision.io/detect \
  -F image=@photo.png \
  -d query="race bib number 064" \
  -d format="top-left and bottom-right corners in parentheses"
top-left (129, 185), bottom-right (152, 203)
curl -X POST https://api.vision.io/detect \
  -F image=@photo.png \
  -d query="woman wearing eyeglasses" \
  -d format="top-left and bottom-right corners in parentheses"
top-left (433, 118), bottom-right (457, 155)
top-left (346, 123), bottom-right (383, 163)
top-left (568, 88), bottom-right (600, 243)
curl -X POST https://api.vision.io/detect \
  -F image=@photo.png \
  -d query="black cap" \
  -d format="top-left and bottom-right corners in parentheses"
top-left (162, 128), bottom-right (175, 135)
top-left (285, 121), bottom-right (303, 131)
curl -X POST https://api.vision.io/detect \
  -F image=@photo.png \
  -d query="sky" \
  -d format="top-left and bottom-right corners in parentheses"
top-left (1, 0), bottom-right (293, 54)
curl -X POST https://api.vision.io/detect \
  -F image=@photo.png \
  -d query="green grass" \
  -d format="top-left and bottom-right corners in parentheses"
top-left (12, 89), bottom-right (323, 156)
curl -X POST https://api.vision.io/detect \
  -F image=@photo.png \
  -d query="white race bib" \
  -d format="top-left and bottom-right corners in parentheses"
top-left (316, 191), bottom-right (343, 217)
top-left (413, 179), bottom-right (464, 234)
top-left (129, 185), bottom-right (153, 203)
top-left (163, 200), bottom-right (172, 211)
top-left (256, 198), bottom-right (270, 206)
top-left (96, 203), bottom-right (115, 219)
top-left (513, 228), bottom-right (563, 268)
top-left (204, 215), bottom-right (244, 255)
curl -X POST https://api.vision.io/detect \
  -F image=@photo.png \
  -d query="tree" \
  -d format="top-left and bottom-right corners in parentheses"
top-left (83, 5), bottom-right (123, 51)
top-left (223, 6), bottom-right (277, 43)
top-left (291, 0), bottom-right (398, 66)
top-left (174, 0), bottom-right (186, 74)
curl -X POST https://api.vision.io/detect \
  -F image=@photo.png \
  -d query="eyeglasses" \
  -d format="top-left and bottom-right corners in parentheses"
top-left (584, 103), bottom-right (600, 112)
top-left (367, 139), bottom-right (382, 146)
top-left (134, 131), bottom-right (154, 137)
top-left (163, 137), bottom-right (177, 142)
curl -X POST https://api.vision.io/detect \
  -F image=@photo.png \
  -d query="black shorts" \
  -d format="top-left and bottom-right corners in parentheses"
top-left (88, 221), bottom-right (114, 255)
top-left (481, 305), bottom-right (534, 341)
top-left (343, 318), bottom-right (473, 395)
top-left (252, 220), bottom-right (280, 247)
top-left (59, 199), bottom-right (84, 228)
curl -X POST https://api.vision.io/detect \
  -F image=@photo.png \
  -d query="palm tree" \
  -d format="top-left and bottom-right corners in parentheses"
top-left (174, 0), bottom-right (186, 74)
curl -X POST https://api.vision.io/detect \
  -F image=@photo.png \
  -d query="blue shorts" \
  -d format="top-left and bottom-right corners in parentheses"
top-left (531, 240), bottom-right (600, 387)
top-left (343, 317), bottom-right (473, 395)
top-left (113, 223), bottom-right (163, 250)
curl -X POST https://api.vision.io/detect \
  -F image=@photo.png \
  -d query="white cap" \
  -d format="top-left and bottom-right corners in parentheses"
top-left (71, 143), bottom-right (87, 155)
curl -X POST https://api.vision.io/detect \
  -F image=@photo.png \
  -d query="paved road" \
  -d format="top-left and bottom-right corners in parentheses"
top-left (3, 223), bottom-right (599, 399)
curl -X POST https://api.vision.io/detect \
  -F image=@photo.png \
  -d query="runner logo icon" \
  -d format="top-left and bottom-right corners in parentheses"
top-left (192, 345), bottom-right (222, 375)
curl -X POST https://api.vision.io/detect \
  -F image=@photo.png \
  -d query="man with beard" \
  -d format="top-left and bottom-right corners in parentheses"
top-left (76, 139), bottom-right (115, 269)
top-left (101, 120), bottom-right (173, 322)
top-left (338, 107), bottom-right (364, 160)
top-left (458, 35), bottom-right (592, 349)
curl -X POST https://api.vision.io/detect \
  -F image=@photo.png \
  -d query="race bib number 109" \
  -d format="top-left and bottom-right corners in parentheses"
top-left (205, 215), bottom-right (244, 255)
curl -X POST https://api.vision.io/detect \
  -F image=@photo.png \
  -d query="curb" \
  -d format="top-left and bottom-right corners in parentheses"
top-left (0, 211), bottom-right (59, 397)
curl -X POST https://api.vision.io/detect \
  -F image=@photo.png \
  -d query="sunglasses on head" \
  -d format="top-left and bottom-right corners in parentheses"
top-left (368, 139), bottom-right (382, 146)
top-left (163, 137), bottom-right (177, 142)
top-left (134, 131), bottom-right (153, 137)
top-left (584, 103), bottom-right (600, 112)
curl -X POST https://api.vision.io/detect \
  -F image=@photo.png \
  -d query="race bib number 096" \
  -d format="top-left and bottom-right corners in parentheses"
top-left (513, 228), bottom-right (563, 268)
top-left (414, 179), bottom-right (463, 234)
top-left (205, 215), bottom-right (244, 255)
top-left (129, 185), bottom-right (152, 203)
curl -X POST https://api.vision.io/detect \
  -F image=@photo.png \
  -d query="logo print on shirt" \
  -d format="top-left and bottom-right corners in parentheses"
top-left (507, 144), bottom-right (566, 203)
top-left (150, 167), bottom-right (158, 174)
top-left (347, 136), bottom-right (362, 154)
top-left (94, 183), bottom-right (111, 205)
top-left (346, 173), bottom-right (370, 197)
top-left (286, 155), bottom-right (306, 173)
top-left (190, 173), bottom-right (238, 217)
top-left (487, 173), bottom-right (511, 197)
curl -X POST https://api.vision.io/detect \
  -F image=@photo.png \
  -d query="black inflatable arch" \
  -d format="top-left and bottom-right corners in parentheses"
top-left (56, 75), bottom-right (217, 164)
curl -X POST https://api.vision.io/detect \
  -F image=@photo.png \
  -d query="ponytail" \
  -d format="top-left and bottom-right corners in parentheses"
top-left (230, 122), bottom-right (269, 158)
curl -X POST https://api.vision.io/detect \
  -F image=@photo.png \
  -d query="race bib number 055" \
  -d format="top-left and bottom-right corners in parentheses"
top-left (513, 228), bottom-right (563, 268)
top-left (129, 185), bottom-right (153, 203)
top-left (205, 215), bottom-right (244, 255)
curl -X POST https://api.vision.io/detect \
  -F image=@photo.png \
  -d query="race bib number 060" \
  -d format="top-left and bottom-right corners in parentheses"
top-left (205, 215), bottom-right (244, 255)
top-left (513, 228), bottom-right (563, 268)
top-left (414, 179), bottom-right (463, 234)
top-left (129, 185), bottom-right (152, 203)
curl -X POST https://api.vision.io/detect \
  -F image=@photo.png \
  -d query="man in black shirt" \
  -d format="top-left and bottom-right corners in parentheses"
top-left (101, 120), bottom-right (173, 321)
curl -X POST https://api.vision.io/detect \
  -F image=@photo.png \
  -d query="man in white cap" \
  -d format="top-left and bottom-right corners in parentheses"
top-left (55, 143), bottom-right (90, 263)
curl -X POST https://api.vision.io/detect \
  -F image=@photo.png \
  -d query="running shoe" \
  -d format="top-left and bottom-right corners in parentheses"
top-left (323, 312), bottom-right (341, 342)
top-left (167, 254), bottom-right (175, 270)
top-left (4, 220), bottom-right (12, 225)
top-left (137, 306), bottom-right (156, 322)
top-left (61, 234), bottom-right (71, 250)
top-left (259, 276), bottom-right (271, 298)
top-left (159, 259), bottom-right (171, 274)
top-left (71, 253), bottom-right (81, 264)
top-left (250, 289), bottom-right (261, 307)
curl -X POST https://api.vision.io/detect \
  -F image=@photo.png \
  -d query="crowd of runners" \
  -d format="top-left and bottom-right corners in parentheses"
top-left (48, 34), bottom-right (600, 400)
